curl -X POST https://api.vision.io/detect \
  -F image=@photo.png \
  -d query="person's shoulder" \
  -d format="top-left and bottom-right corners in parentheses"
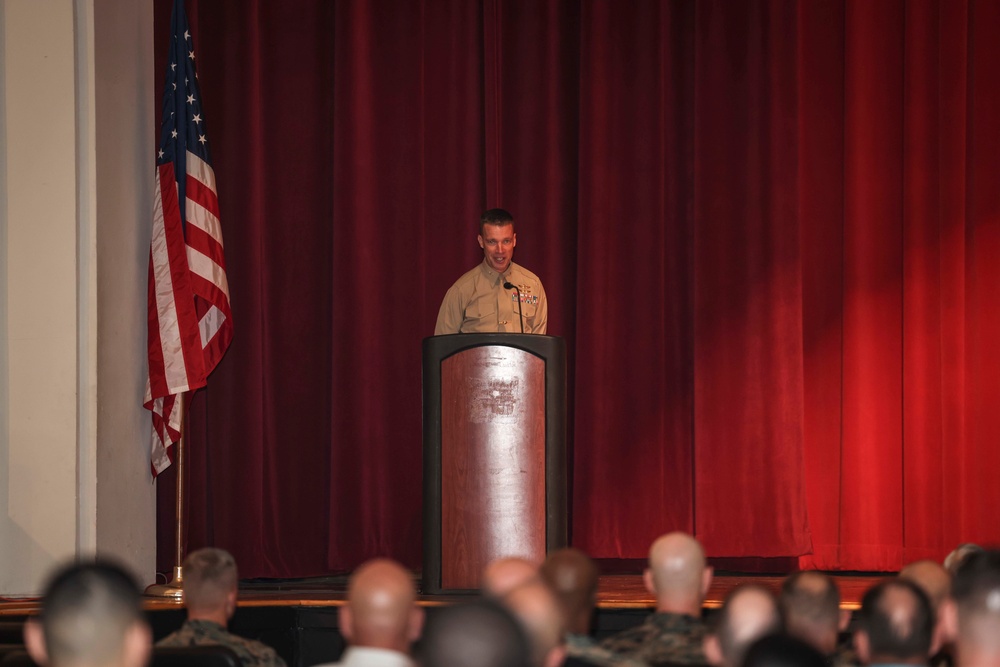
top-left (509, 262), bottom-right (544, 285)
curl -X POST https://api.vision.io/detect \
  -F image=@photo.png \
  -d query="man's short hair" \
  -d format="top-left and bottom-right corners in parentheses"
top-left (479, 208), bottom-right (514, 235)
top-left (781, 571), bottom-right (841, 633)
top-left (952, 549), bottom-right (1000, 651)
top-left (182, 547), bottom-right (238, 612)
top-left (418, 598), bottom-right (531, 667)
top-left (36, 560), bottom-right (146, 667)
top-left (743, 633), bottom-right (827, 667)
top-left (945, 543), bottom-right (983, 575)
top-left (856, 579), bottom-right (934, 661)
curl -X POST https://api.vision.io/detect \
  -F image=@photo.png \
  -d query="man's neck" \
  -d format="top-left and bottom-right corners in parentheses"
top-left (187, 609), bottom-right (230, 627)
top-left (655, 596), bottom-right (702, 618)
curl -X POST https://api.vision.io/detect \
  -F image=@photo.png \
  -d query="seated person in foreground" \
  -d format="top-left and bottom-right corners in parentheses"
top-left (315, 558), bottom-right (423, 667)
top-left (600, 532), bottom-right (713, 665)
top-left (157, 547), bottom-right (286, 667)
top-left (540, 548), bottom-right (646, 667)
top-left (24, 560), bottom-right (152, 667)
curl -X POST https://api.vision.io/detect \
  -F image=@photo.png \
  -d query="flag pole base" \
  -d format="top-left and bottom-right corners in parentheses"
top-left (145, 566), bottom-right (184, 599)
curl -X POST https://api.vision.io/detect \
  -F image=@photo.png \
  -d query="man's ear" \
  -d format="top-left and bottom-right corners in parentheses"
top-left (123, 621), bottom-right (153, 667)
top-left (543, 645), bottom-right (566, 667)
top-left (703, 634), bottom-right (723, 667)
top-left (702, 566), bottom-right (714, 598)
top-left (338, 605), bottom-right (354, 642)
top-left (642, 569), bottom-right (656, 595)
top-left (24, 618), bottom-right (48, 666)
top-left (839, 608), bottom-right (851, 632)
top-left (854, 630), bottom-right (871, 664)
top-left (477, 235), bottom-right (485, 249)
top-left (408, 607), bottom-right (425, 643)
top-left (939, 598), bottom-right (958, 646)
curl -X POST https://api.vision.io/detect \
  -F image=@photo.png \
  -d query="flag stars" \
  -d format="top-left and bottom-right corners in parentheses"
top-left (187, 94), bottom-right (196, 104)
top-left (189, 50), bottom-right (195, 60)
top-left (171, 129), bottom-right (178, 139)
top-left (198, 134), bottom-right (208, 145)
top-left (184, 30), bottom-right (190, 40)
top-left (171, 62), bottom-right (176, 71)
top-left (158, 149), bottom-right (165, 159)
top-left (192, 114), bottom-right (202, 124)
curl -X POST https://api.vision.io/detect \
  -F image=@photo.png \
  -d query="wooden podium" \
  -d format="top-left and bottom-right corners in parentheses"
top-left (422, 334), bottom-right (567, 594)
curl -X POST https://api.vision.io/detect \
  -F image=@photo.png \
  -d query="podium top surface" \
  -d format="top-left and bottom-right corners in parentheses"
top-left (423, 333), bottom-right (565, 360)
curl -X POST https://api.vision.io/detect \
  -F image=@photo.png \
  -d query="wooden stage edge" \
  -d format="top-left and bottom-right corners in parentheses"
top-left (0, 573), bottom-right (881, 616)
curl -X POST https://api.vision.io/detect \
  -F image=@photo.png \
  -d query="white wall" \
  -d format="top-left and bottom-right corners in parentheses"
top-left (0, 0), bottom-right (155, 595)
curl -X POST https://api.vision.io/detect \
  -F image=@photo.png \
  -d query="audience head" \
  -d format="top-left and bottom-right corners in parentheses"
top-left (340, 558), bottom-right (423, 653)
top-left (704, 584), bottom-right (782, 667)
top-left (644, 532), bottom-right (713, 616)
top-left (900, 560), bottom-right (951, 612)
top-left (481, 557), bottom-right (538, 598)
top-left (501, 580), bottom-right (566, 667)
top-left (948, 549), bottom-right (1000, 665)
top-left (24, 560), bottom-right (151, 667)
top-left (742, 633), bottom-right (828, 667)
top-left (944, 544), bottom-right (983, 576)
top-left (854, 578), bottom-right (935, 666)
top-left (539, 548), bottom-right (599, 635)
top-left (181, 547), bottom-right (239, 623)
top-left (780, 571), bottom-right (845, 655)
top-left (418, 598), bottom-right (531, 667)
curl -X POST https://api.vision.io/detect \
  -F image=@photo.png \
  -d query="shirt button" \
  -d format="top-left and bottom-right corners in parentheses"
top-left (499, 320), bottom-right (507, 325)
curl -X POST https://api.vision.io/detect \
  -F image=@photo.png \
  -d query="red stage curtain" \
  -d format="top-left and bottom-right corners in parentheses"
top-left (155, 0), bottom-right (1000, 578)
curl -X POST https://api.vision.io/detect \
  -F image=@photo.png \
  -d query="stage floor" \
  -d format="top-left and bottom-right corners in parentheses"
top-left (2, 573), bottom-right (880, 615)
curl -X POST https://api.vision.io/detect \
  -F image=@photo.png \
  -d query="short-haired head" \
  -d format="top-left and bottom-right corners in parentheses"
top-left (945, 543), bottom-right (984, 576)
top-left (855, 579), bottom-right (934, 664)
top-left (742, 633), bottom-right (828, 667)
top-left (341, 558), bottom-right (422, 653)
top-left (645, 532), bottom-right (712, 616)
top-left (899, 560), bottom-right (951, 611)
top-left (479, 208), bottom-right (514, 236)
top-left (501, 581), bottom-right (566, 667)
top-left (780, 571), bottom-right (842, 654)
top-left (418, 598), bottom-right (531, 667)
top-left (539, 548), bottom-right (599, 635)
top-left (25, 560), bottom-right (150, 667)
top-left (182, 547), bottom-right (238, 616)
top-left (952, 550), bottom-right (1000, 654)
top-left (706, 585), bottom-right (782, 667)
top-left (481, 557), bottom-right (538, 598)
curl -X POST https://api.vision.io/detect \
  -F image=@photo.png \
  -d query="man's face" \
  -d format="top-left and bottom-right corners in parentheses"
top-left (478, 223), bottom-right (516, 274)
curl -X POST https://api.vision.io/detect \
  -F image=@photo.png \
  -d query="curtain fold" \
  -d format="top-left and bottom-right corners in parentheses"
top-left (155, 0), bottom-right (1000, 578)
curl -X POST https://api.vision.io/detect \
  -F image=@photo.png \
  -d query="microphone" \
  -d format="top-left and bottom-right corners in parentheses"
top-left (503, 281), bottom-right (525, 333)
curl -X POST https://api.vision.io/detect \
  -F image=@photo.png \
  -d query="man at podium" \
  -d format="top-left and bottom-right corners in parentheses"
top-left (434, 208), bottom-right (548, 335)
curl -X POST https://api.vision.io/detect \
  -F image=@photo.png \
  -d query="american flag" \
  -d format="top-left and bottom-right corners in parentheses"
top-left (144, 0), bottom-right (233, 476)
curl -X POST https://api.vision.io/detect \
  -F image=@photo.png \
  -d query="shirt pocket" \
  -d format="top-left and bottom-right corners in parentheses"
top-left (467, 297), bottom-right (496, 323)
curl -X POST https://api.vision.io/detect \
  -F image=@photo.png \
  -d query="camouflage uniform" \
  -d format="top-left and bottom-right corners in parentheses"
top-left (566, 633), bottom-right (650, 667)
top-left (157, 619), bottom-right (286, 667)
top-left (599, 612), bottom-right (707, 666)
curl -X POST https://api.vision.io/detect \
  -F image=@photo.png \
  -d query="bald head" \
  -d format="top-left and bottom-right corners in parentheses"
top-left (645, 532), bottom-right (712, 615)
top-left (482, 557), bottom-right (539, 598)
top-left (708, 585), bottom-right (782, 667)
top-left (341, 559), bottom-right (422, 653)
top-left (952, 550), bottom-right (1000, 660)
top-left (502, 581), bottom-right (566, 667)
top-left (900, 560), bottom-right (951, 612)
top-left (539, 548), bottom-right (599, 635)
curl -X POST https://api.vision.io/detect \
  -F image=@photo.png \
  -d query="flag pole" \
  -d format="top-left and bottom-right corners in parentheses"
top-left (145, 395), bottom-right (187, 599)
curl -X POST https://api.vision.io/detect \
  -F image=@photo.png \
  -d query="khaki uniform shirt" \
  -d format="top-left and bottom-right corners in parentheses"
top-left (157, 619), bottom-right (287, 667)
top-left (599, 612), bottom-right (708, 666)
top-left (434, 260), bottom-right (547, 335)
